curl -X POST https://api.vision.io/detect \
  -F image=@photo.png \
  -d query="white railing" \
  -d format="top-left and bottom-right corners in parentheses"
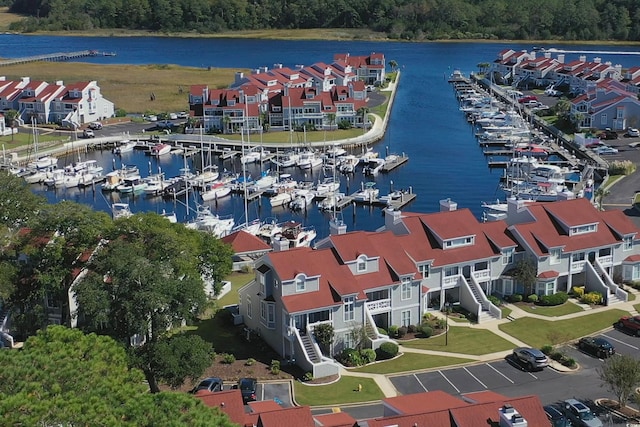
top-left (366, 298), bottom-right (391, 313)
top-left (468, 275), bottom-right (501, 321)
top-left (594, 259), bottom-right (628, 303)
top-left (443, 276), bottom-right (458, 286)
top-left (472, 269), bottom-right (491, 281)
top-left (597, 255), bottom-right (613, 266)
top-left (307, 320), bottom-right (333, 333)
top-left (571, 260), bottom-right (586, 272)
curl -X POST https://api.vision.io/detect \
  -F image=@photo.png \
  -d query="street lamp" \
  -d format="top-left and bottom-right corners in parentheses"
top-left (445, 302), bottom-right (451, 346)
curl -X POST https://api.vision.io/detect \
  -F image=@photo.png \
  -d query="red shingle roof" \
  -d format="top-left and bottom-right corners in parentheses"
top-left (221, 230), bottom-right (271, 253)
top-left (194, 389), bottom-right (246, 426)
top-left (313, 411), bottom-right (357, 427)
top-left (256, 405), bottom-right (315, 427)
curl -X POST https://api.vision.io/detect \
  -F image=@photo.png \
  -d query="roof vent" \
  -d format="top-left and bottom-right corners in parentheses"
top-left (499, 404), bottom-right (527, 427)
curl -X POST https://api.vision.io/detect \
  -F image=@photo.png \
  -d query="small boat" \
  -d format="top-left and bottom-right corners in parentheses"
top-left (150, 143), bottom-right (171, 157)
top-left (353, 182), bottom-right (379, 202)
top-left (112, 203), bottom-right (133, 219)
top-left (318, 192), bottom-right (346, 211)
top-left (160, 210), bottom-right (177, 223)
top-left (30, 156), bottom-right (58, 170)
top-left (269, 189), bottom-right (294, 208)
top-left (274, 151), bottom-right (299, 168)
top-left (296, 150), bottom-right (323, 170)
top-left (201, 181), bottom-right (232, 202)
top-left (117, 176), bottom-right (147, 193)
top-left (272, 221), bottom-right (316, 248)
top-left (254, 218), bottom-right (282, 244)
top-left (315, 177), bottom-right (340, 197)
top-left (363, 158), bottom-right (385, 176)
top-left (185, 206), bottom-right (234, 238)
top-left (113, 139), bottom-right (136, 154)
top-left (289, 189), bottom-right (315, 210)
top-left (189, 165), bottom-right (220, 188)
top-left (253, 170), bottom-right (278, 190)
top-left (101, 165), bottom-right (140, 191)
top-left (337, 155), bottom-right (359, 174)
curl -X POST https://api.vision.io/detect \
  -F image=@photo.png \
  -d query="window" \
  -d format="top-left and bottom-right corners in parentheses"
top-left (475, 261), bottom-right (488, 271)
top-left (503, 279), bottom-right (513, 295)
top-left (601, 114), bottom-right (607, 125)
top-left (550, 248), bottom-right (562, 265)
top-left (260, 301), bottom-right (266, 321)
top-left (357, 256), bottom-right (367, 272)
top-left (444, 266), bottom-right (459, 277)
top-left (295, 275), bottom-right (305, 292)
top-left (570, 224), bottom-right (596, 235)
top-left (401, 310), bottom-right (411, 327)
top-left (259, 273), bottom-right (266, 295)
top-left (344, 296), bottom-right (355, 322)
top-left (267, 303), bottom-right (275, 328)
top-left (308, 310), bottom-right (330, 323)
top-left (444, 236), bottom-right (474, 248)
top-left (343, 333), bottom-right (354, 350)
top-left (624, 236), bottom-right (634, 251)
top-left (401, 278), bottom-right (411, 300)
top-left (46, 292), bottom-right (60, 309)
top-left (247, 296), bottom-right (252, 319)
top-left (572, 252), bottom-right (585, 262)
top-left (502, 248), bottom-right (514, 265)
top-left (632, 264), bottom-right (640, 281)
top-left (419, 264), bottom-right (430, 278)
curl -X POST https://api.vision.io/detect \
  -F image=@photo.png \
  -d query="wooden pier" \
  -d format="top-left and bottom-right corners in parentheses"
top-left (0, 50), bottom-right (101, 67)
top-left (381, 155), bottom-right (409, 172)
top-left (350, 190), bottom-right (416, 210)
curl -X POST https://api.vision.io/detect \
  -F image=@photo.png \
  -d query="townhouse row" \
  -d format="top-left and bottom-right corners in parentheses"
top-left (238, 197), bottom-right (640, 378)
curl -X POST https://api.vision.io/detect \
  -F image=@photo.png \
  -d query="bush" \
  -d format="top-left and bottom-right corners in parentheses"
top-left (436, 318), bottom-right (446, 329)
top-left (378, 327), bottom-right (388, 336)
top-left (539, 292), bottom-right (569, 306)
top-left (488, 295), bottom-right (501, 306)
top-left (561, 356), bottom-right (576, 368)
top-left (581, 291), bottom-right (603, 305)
top-left (339, 348), bottom-right (364, 367)
top-left (397, 326), bottom-right (408, 338)
top-left (360, 348), bottom-right (376, 364)
top-left (407, 324), bottom-right (417, 333)
top-left (527, 294), bottom-right (539, 303)
top-left (221, 353), bottom-right (236, 364)
top-left (420, 325), bottom-right (433, 338)
top-left (378, 342), bottom-right (399, 360)
top-left (303, 372), bottom-right (313, 382)
top-left (572, 286), bottom-right (585, 298)
top-left (507, 294), bottom-right (523, 303)
top-left (387, 325), bottom-right (399, 338)
top-left (270, 359), bottom-right (280, 375)
top-left (245, 358), bottom-right (256, 366)
top-left (609, 160), bottom-right (636, 175)
top-left (541, 345), bottom-right (553, 355)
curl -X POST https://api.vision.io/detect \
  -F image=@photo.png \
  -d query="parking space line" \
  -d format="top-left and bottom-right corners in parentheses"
top-left (413, 373), bottom-right (428, 392)
top-left (261, 384), bottom-right (265, 401)
top-left (463, 367), bottom-right (487, 389)
top-left (602, 334), bottom-right (640, 350)
top-left (486, 363), bottom-right (515, 384)
top-left (527, 371), bottom-right (538, 379)
top-left (439, 371), bottom-right (460, 393)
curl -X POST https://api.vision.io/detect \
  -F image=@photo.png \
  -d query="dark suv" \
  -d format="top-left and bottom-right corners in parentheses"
top-left (598, 129), bottom-right (618, 140)
top-left (616, 315), bottom-right (640, 336)
top-left (512, 347), bottom-right (548, 371)
top-left (577, 336), bottom-right (615, 358)
top-left (235, 377), bottom-right (257, 404)
top-left (544, 404), bottom-right (572, 427)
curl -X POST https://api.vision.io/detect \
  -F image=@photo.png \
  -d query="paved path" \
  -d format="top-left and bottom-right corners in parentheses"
top-left (335, 292), bottom-right (639, 398)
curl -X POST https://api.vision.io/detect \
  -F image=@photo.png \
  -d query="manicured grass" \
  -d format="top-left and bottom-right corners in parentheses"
top-left (0, 7), bottom-right (21, 31)
top-left (498, 308), bottom-right (629, 348)
top-left (447, 316), bottom-right (470, 324)
top-left (501, 306), bottom-right (513, 318)
top-left (350, 351), bottom-right (472, 375)
top-left (515, 302), bottom-right (584, 317)
top-left (216, 271), bottom-right (254, 308)
top-left (401, 325), bottom-right (514, 355)
top-left (293, 376), bottom-right (384, 406)
top-left (369, 91), bottom-right (391, 120)
top-left (0, 129), bottom-right (72, 151)
top-left (634, 303), bottom-right (640, 313)
top-left (628, 292), bottom-right (636, 302)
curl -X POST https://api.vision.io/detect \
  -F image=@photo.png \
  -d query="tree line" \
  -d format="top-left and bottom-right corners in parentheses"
top-left (7, 0), bottom-right (640, 42)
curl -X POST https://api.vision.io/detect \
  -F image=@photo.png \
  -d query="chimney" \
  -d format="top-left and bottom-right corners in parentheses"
top-left (56, 80), bottom-right (63, 86)
top-left (499, 404), bottom-right (528, 427)
top-left (544, 52), bottom-right (551, 59)
top-left (557, 54), bottom-right (565, 63)
top-left (439, 198), bottom-right (457, 212)
top-left (384, 207), bottom-right (403, 230)
top-left (329, 217), bottom-right (347, 235)
top-left (235, 71), bottom-right (244, 84)
top-left (0, 76), bottom-right (5, 81)
top-left (272, 235), bottom-right (290, 252)
top-left (579, 55), bottom-right (586, 62)
top-left (594, 57), bottom-right (601, 64)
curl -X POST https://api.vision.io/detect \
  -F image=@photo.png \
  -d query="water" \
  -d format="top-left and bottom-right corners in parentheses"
top-left (6, 35), bottom-right (640, 239)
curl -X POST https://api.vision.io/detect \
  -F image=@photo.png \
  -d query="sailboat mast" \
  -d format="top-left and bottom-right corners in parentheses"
top-left (243, 101), bottom-right (249, 228)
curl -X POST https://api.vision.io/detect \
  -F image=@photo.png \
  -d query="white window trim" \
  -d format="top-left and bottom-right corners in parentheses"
top-left (401, 279), bottom-right (411, 301)
top-left (550, 248), bottom-right (562, 265)
top-left (344, 296), bottom-right (355, 322)
top-left (624, 236), bottom-right (633, 251)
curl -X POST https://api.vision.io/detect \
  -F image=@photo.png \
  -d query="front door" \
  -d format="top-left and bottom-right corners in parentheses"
top-left (294, 314), bottom-right (307, 335)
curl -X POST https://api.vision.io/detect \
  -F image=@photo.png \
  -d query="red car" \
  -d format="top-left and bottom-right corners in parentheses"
top-left (616, 315), bottom-right (640, 336)
top-left (518, 95), bottom-right (538, 103)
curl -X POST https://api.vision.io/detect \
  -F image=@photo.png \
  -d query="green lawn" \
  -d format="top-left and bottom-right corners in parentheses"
top-left (349, 351), bottom-right (472, 375)
top-left (216, 271), bottom-right (254, 308)
top-left (501, 307), bottom-right (513, 318)
top-left (515, 302), bottom-right (584, 317)
top-left (498, 308), bottom-right (629, 348)
top-left (401, 325), bottom-right (514, 355)
top-left (293, 376), bottom-right (384, 406)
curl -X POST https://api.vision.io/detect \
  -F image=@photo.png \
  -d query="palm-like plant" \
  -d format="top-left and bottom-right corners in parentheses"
top-left (594, 186), bottom-right (610, 210)
top-left (327, 113), bottom-right (336, 131)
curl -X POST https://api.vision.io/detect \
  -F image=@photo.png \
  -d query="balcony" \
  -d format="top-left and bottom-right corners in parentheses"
top-left (366, 298), bottom-right (391, 314)
top-left (307, 320), bottom-right (333, 333)
top-left (571, 260), bottom-right (586, 272)
top-left (443, 276), bottom-right (458, 286)
top-left (472, 269), bottom-right (491, 281)
top-left (598, 255), bottom-right (613, 266)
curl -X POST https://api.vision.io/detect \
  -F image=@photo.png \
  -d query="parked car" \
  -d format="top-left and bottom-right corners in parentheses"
top-left (88, 121), bottom-right (103, 130)
top-left (512, 347), bottom-right (548, 371)
top-left (169, 112), bottom-right (178, 120)
top-left (518, 95), bottom-right (538, 103)
top-left (82, 129), bottom-right (95, 138)
top-left (616, 315), bottom-right (640, 336)
top-left (545, 88), bottom-right (561, 96)
top-left (177, 111), bottom-right (188, 119)
top-left (597, 129), bottom-right (618, 140)
top-left (562, 398), bottom-right (602, 427)
top-left (234, 377), bottom-right (257, 404)
top-left (191, 377), bottom-right (223, 394)
top-left (593, 145), bottom-right (618, 155)
top-left (585, 141), bottom-right (605, 149)
top-left (544, 404), bottom-right (573, 427)
top-left (626, 127), bottom-right (640, 137)
top-left (577, 336), bottom-right (615, 358)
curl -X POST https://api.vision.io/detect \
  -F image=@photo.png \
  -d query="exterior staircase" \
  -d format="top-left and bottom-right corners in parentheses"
top-left (300, 333), bottom-right (321, 364)
top-left (466, 277), bottom-right (501, 323)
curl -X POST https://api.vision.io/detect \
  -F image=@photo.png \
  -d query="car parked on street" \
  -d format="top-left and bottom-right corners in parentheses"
top-left (512, 347), bottom-right (549, 371)
top-left (625, 127), bottom-right (640, 137)
top-left (234, 377), bottom-right (257, 404)
top-left (616, 315), bottom-right (640, 336)
top-left (518, 95), bottom-right (538, 103)
top-left (577, 336), bottom-right (615, 358)
top-left (544, 404), bottom-right (573, 427)
top-left (593, 145), bottom-right (618, 155)
top-left (191, 377), bottom-right (224, 394)
top-left (597, 129), bottom-right (618, 140)
top-left (82, 129), bottom-right (95, 138)
top-left (88, 121), bottom-right (103, 130)
top-left (562, 398), bottom-right (602, 427)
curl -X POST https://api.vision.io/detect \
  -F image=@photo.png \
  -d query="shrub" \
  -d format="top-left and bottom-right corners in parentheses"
top-left (581, 291), bottom-right (603, 305)
top-left (397, 326), bottom-right (408, 338)
top-left (339, 348), bottom-right (364, 367)
top-left (572, 286), bottom-right (585, 298)
top-left (541, 345), bottom-right (553, 355)
top-left (360, 348), bottom-right (376, 364)
top-left (407, 324), bottom-right (417, 333)
top-left (539, 292), bottom-right (569, 306)
top-left (221, 353), bottom-right (236, 364)
top-left (270, 359), bottom-right (280, 375)
top-left (420, 325), bottom-right (433, 338)
top-left (550, 351), bottom-right (563, 361)
top-left (377, 327), bottom-right (388, 336)
top-left (303, 372), bottom-right (313, 382)
top-left (561, 357), bottom-right (576, 368)
top-left (436, 318), bottom-right (446, 329)
top-left (609, 160), bottom-right (636, 175)
top-left (378, 342), bottom-right (399, 360)
top-left (488, 295), bottom-right (501, 306)
top-left (245, 358), bottom-right (256, 366)
top-left (508, 294), bottom-right (523, 303)
top-left (388, 325), bottom-right (399, 338)
top-left (527, 294), bottom-right (539, 303)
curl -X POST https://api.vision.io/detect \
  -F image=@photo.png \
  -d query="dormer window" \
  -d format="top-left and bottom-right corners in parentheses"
top-left (357, 256), bottom-right (367, 272)
top-left (295, 274), bottom-right (306, 292)
top-left (624, 236), bottom-right (634, 251)
top-left (502, 248), bottom-right (514, 265)
top-left (419, 264), bottom-right (430, 278)
top-left (444, 236), bottom-right (474, 249)
top-left (550, 248), bottom-right (562, 265)
top-left (569, 224), bottom-right (597, 236)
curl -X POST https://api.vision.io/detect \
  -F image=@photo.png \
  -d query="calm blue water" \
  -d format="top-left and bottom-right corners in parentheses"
top-left (5, 35), bottom-right (640, 239)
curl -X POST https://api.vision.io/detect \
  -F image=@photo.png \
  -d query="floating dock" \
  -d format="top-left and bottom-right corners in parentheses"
top-left (381, 155), bottom-right (409, 172)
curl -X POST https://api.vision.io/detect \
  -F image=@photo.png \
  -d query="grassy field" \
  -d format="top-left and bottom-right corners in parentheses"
top-left (293, 376), bottom-right (384, 406)
top-left (0, 62), bottom-right (242, 114)
top-left (515, 301), bottom-right (584, 317)
top-left (401, 326), bottom-right (514, 355)
top-left (350, 352), bottom-right (472, 375)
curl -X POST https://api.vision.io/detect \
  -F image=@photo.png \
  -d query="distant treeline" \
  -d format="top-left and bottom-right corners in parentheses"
top-left (8, 0), bottom-right (640, 41)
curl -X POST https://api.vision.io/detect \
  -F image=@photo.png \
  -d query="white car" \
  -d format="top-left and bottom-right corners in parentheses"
top-left (594, 145), bottom-right (618, 155)
top-left (626, 127), bottom-right (640, 137)
top-left (88, 122), bottom-right (103, 130)
top-left (169, 112), bottom-right (178, 120)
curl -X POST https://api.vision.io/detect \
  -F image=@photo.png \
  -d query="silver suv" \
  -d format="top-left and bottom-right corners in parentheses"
top-left (563, 398), bottom-right (602, 427)
top-left (512, 347), bottom-right (548, 371)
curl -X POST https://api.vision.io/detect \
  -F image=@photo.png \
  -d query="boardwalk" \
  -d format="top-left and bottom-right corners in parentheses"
top-left (0, 50), bottom-right (99, 67)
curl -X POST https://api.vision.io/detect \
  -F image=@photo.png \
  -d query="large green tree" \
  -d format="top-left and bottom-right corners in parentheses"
top-left (598, 353), bottom-right (640, 408)
top-left (0, 170), bottom-right (46, 230)
top-left (0, 325), bottom-right (235, 426)
top-left (74, 212), bottom-right (233, 392)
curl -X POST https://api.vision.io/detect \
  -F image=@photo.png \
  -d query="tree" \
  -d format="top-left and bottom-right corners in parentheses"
top-left (388, 60), bottom-right (398, 71)
top-left (313, 323), bottom-right (334, 356)
top-left (327, 112), bottom-right (336, 131)
top-left (594, 186), bottom-right (610, 210)
top-left (348, 322), bottom-right (368, 351)
top-left (74, 213), bottom-right (233, 392)
top-left (4, 109), bottom-right (18, 141)
top-left (0, 325), bottom-right (233, 426)
top-left (357, 106), bottom-right (370, 130)
top-left (476, 62), bottom-right (490, 75)
top-left (512, 257), bottom-right (537, 297)
top-left (598, 354), bottom-right (640, 408)
top-left (0, 171), bottom-right (46, 230)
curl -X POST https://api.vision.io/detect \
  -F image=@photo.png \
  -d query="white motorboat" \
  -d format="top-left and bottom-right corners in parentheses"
top-left (274, 151), bottom-right (299, 168)
top-left (326, 144), bottom-right (347, 158)
top-left (254, 218), bottom-right (282, 244)
top-left (143, 173), bottom-right (172, 196)
top-left (269, 189), bottom-right (294, 208)
top-left (150, 143), bottom-right (171, 156)
top-left (296, 150), bottom-right (322, 170)
top-left (189, 165), bottom-right (220, 188)
top-left (117, 176), bottom-right (147, 193)
top-left (289, 189), bottom-right (315, 210)
top-left (353, 182), bottom-right (379, 202)
top-left (253, 170), bottom-right (278, 189)
top-left (263, 173), bottom-right (298, 196)
top-left (337, 155), bottom-right (359, 173)
top-left (185, 206), bottom-right (234, 238)
top-left (112, 203), bottom-right (133, 219)
top-left (113, 139), bottom-right (136, 154)
top-left (201, 181), bottom-right (232, 202)
top-left (272, 221), bottom-right (316, 248)
top-left (318, 192), bottom-right (346, 211)
top-left (363, 158), bottom-right (385, 176)
top-left (30, 156), bottom-right (58, 170)
top-left (315, 177), bottom-right (340, 197)
top-left (23, 167), bottom-right (52, 184)
top-left (101, 165), bottom-right (141, 191)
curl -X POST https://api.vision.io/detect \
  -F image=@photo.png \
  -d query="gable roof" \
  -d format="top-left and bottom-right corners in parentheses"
top-left (221, 230), bottom-right (271, 254)
top-left (312, 411), bottom-right (358, 427)
top-left (256, 405), bottom-right (315, 427)
top-left (194, 389), bottom-right (246, 426)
